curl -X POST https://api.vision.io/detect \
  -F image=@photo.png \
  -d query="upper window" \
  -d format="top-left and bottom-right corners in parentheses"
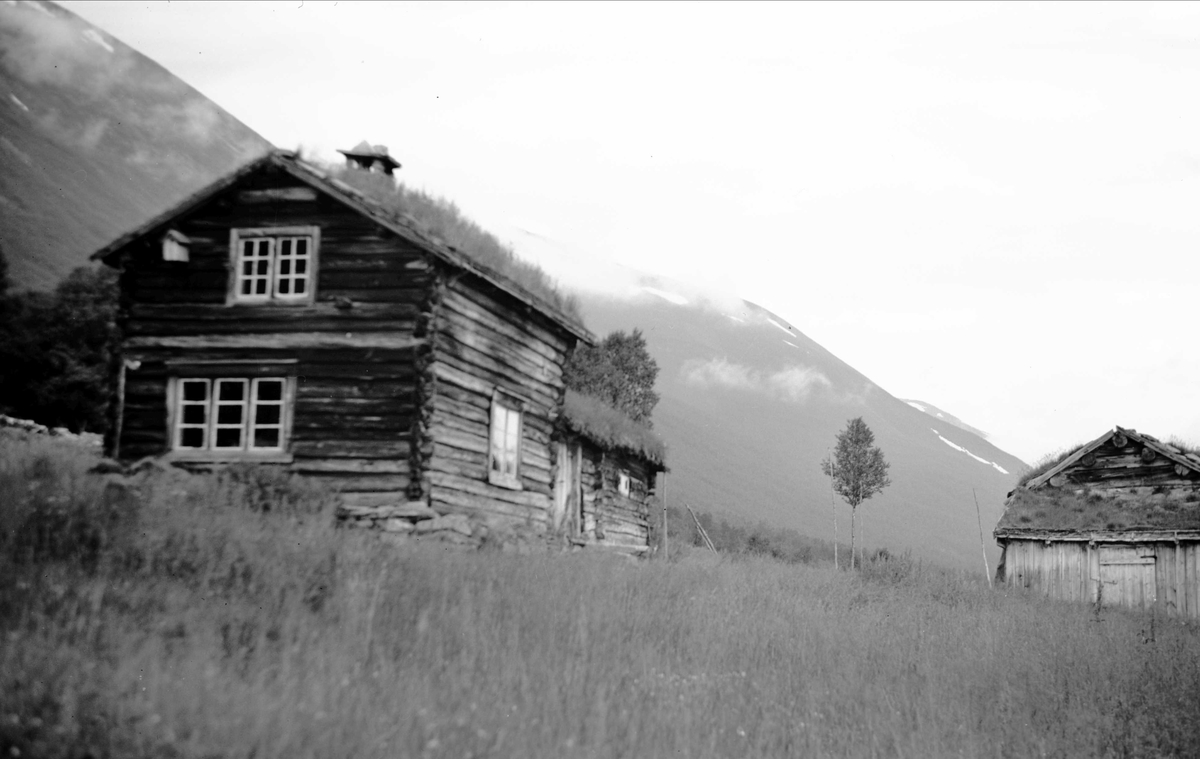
top-left (228, 227), bottom-right (319, 305)
top-left (488, 390), bottom-right (524, 489)
top-left (172, 377), bottom-right (292, 454)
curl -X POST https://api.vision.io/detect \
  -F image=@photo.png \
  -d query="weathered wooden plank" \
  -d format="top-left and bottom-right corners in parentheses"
top-left (430, 488), bottom-right (546, 523)
top-left (430, 410), bottom-right (552, 450)
top-left (433, 386), bottom-right (555, 438)
top-left (438, 303), bottom-right (565, 372)
top-left (436, 328), bottom-right (559, 393)
top-left (291, 458), bottom-right (409, 475)
top-left (298, 381), bottom-right (415, 401)
top-left (444, 280), bottom-right (573, 354)
top-left (305, 473), bottom-right (411, 492)
top-left (290, 439), bottom-right (411, 458)
top-left (434, 355), bottom-right (557, 411)
top-left (126, 333), bottom-right (424, 351)
top-left (317, 288), bottom-right (429, 303)
top-left (439, 296), bottom-right (566, 364)
top-left (427, 470), bottom-right (551, 509)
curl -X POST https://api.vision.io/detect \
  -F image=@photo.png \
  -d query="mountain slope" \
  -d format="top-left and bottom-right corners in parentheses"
top-left (579, 285), bottom-right (1025, 570)
top-left (902, 399), bottom-right (992, 442)
top-left (0, 0), bottom-right (270, 291)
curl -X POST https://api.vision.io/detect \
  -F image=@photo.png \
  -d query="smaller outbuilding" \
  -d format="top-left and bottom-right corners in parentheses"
top-left (994, 426), bottom-right (1200, 617)
top-left (552, 390), bottom-right (667, 554)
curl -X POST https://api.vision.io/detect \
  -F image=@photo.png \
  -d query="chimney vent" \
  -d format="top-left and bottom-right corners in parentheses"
top-left (337, 140), bottom-right (401, 176)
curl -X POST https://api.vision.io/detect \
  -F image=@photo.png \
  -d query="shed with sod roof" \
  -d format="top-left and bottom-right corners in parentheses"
top-left (552, 390), bottom-right (667, 554)
top-left (994, 426), bottom-right (1200, 617)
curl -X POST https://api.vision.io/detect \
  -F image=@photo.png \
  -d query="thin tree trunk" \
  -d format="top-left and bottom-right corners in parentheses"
top-left (850, 506), bottom-right (856, 570)
top-left (830, 456), bottom-right (838, 570)
top-left (861, 507), bottom-right (866, 566)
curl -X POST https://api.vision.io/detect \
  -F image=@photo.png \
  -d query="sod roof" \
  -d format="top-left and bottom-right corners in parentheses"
top-left (994, 487), bottom-right (1200, 535)
top-left (997, 426), bottom-right (1200, 537)
top-left (560, 390), bottom-right (666, 468)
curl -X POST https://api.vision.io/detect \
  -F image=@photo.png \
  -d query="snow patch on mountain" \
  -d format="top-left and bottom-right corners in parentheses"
top-left (783, 340), bottom-right (798, 349)
top-left (9, 94), bottom-right (29, 112)
top-left (931, 428), bottom-right (1010, 474)
top-left (906, 401), bottom-right (926, 413)
top-left (82, 29), bottom-right (114, 53)
top-left (767, 317), bottom-right (792, 335)
top-left (641, 286), bottom-right (688, 305)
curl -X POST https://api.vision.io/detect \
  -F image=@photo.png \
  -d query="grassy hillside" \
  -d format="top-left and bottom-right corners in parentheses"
top-left (3, 431), bottom-right (1198, 758)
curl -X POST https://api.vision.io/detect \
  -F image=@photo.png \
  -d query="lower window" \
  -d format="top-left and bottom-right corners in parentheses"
top-left (173, 377), bottom-right (290, 453)
top-left (488, 390), bottom-right (524, 488)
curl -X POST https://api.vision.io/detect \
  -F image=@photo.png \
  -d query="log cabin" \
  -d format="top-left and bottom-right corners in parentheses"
top-left (555, 390), bottom-right (667, 553)
top-left (89, 148), bottom-right (666, 547)
top-left (994, 426), bottom-right (1200, 617)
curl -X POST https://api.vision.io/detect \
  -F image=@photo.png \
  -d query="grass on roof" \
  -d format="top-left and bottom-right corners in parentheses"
top-left (1016, 443), bottom-right (1088, 487)
top-left (561, 390), bottom-right (666, 466)
top-left (318, 160), bottom-right (581, 320)
top-left (996, 487), bottom-right (1200, 533)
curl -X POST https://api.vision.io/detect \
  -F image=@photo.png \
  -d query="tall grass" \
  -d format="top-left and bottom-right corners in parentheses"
top-left (3, 429), bottom-right (1199, 758)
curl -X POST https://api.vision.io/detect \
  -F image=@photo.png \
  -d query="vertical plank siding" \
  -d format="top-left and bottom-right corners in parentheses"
top-left (1001, 539), bottom-right (1200, 618)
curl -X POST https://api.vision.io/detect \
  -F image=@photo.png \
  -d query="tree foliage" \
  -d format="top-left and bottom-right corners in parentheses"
top-left (0, 256), bottom-right (119, 433)
top-left (821, 417), bottom-right (891, 569)
top-left (821, 417), bottom-right (891, 508)
top-left (563, 329), bottom-right (660, 425)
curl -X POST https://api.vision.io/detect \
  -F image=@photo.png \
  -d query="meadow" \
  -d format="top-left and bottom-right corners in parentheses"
top-left (3, 429), bottom-right (1199, 759)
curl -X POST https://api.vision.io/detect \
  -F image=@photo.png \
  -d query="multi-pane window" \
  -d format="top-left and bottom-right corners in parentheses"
top-left (229, 227), bottom-right (317, 304)
top-left (488, 392), bottom-right (524, 488)
top-left (173, 377), bottom-right (289, 453)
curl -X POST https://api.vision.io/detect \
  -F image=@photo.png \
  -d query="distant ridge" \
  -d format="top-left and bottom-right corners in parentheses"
top-left (902, 399), bottom-right (991, 441)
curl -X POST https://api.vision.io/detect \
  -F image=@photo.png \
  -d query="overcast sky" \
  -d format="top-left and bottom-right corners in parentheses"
top-left (61, 1), bottom-right (1200, 462)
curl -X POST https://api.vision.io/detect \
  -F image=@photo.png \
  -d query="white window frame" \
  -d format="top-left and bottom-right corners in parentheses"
top-left (617, 471), bottom-right (631, 497)
top-left (488, 389), bottom-right (525, 489)
top-left (228, 226), bottom-right (319, 305)
top-left (168, 376), bottom-right (294, 458)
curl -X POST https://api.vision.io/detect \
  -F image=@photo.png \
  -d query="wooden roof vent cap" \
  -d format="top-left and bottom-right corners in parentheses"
top-left (337, 140), bottom-right (401, 177)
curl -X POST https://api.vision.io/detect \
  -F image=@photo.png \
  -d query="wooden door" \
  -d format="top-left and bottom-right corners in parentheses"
top-left (552, 442), bottom-right (582, 534)
top-left (1098, 546), bottom-right (1156, 611)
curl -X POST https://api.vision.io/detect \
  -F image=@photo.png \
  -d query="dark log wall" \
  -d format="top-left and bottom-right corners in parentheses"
top-left (1055, 438), bottom-right (1200, 495)
top-left (114, 165), bottom-right (432, 505)
top-left (427, 277), bottom-right (573, 527)
top-left (580, 447), bottom-right (656, 551)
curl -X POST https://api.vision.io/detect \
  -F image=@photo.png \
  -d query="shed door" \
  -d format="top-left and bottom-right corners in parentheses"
top-left (1098, 546), bottom-right (1156, 610)
top-left (552, 442), bottom-right (582, 534)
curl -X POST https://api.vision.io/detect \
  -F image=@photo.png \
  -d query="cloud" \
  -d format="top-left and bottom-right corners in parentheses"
top-left (681, 358), bottom-right (833, 403)
top-left (0, 2), bottom-right (133, 97)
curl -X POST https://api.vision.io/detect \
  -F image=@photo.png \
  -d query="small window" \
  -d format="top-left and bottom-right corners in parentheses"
top-left (172, 377), bottom-right (290, 454)
top-left (617, 471), bottom-right (631, 497)
top-left (229, 227), bottom-right (318, 304)
top-left (488, 391), bottom-right (524, 489)
top-left (162, 229), bottom-right (190, 261)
